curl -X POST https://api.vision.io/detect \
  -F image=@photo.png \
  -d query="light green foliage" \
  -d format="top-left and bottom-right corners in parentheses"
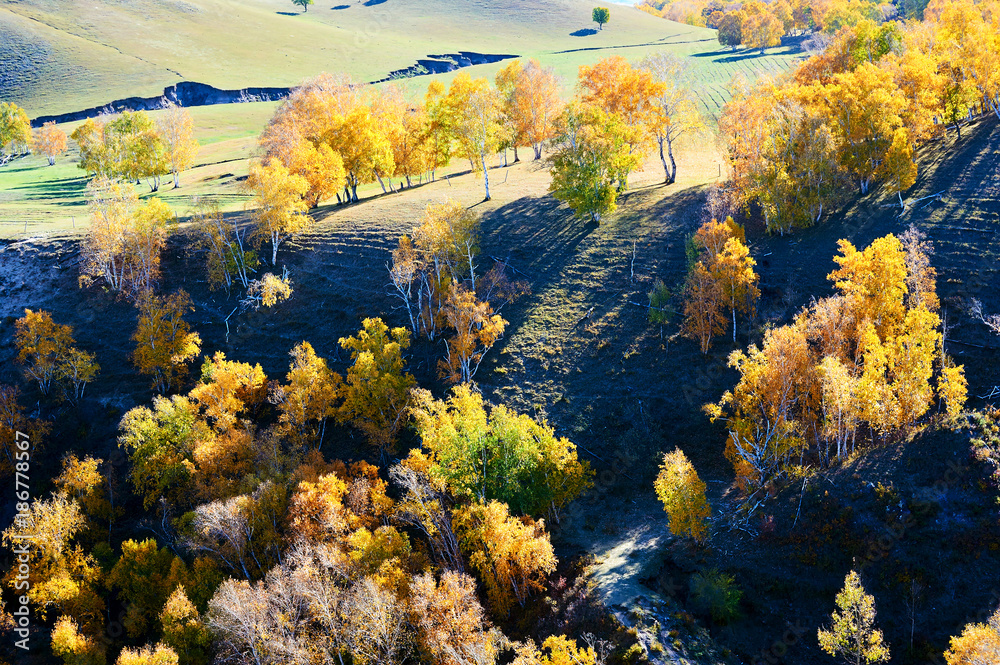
top-left (818, 571), bottom-right (890, 665)
top-left (593, 7), bottom-right (611, 29)
top-left (689, 568), bottom-right (742, 624)
top-left (411, 385), bottom-right (593, 518)
top-left (548, 103), bottom-right (637, 223)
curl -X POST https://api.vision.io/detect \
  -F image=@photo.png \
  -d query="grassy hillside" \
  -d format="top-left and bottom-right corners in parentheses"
top-left (3, 0), bottom-right (803, 116)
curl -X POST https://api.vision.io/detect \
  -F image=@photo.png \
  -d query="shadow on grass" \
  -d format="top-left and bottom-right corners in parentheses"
top-left (571, 28), bottom-right (598, 37)
top-left (13, 176), bottom-right (90, 201)
top-left (690, 46), bottom-right (799, 62)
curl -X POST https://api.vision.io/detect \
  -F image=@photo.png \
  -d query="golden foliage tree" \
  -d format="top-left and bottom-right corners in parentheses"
top-left (452, 500), bottom-right (556, 616)
top-left (277, 341), bottom-right (341, 450)
top-left (246, 157), bottom-right (310, 265)
top-left (944, 607), bottom-right (1000, 665)
top-left (439, 284), bottom-right (507, 385)
top-left (0, 101), bottom-right (31, 156)
top-left (653, 448), bottom-right (710, 543)
top-left (15, 309), bottom-right (98, 400)
top-left (578, 55), bottom-right (664, 175)
top-left (338, 318), bottom-right (416, 450)
top-left (446, 73), bottom-right (504, 200)
top-left (132, 290), bottom-right (202, 393)
top-left (409, 570), bottom-right (500, 665)
top-left (82, 177), bottom-right (170, 296)
top-left (0, 384), bottom-right (49, 480)
top-left (160, 586), bottom-right (212, 665)
top-left (51, 615), bottom-right (106, 665)
top-left (33, 121), bottom-right (68, 165)
top-left (157, 104), bottom-right (200, 189)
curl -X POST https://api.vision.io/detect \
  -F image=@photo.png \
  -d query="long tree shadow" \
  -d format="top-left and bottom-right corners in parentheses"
top-left (476, 194), bottom-right (598, 342)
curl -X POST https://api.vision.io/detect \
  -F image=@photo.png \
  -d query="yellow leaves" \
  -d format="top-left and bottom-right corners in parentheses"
top-left (817, 571), bottom-right (890, 665)
top-left (409, 570), bottom-right (498, 665)
top-left (157, 104), bottom-right (199, 188)
top-left (0, 101), bottom-right (31, 155)
top-left (51, 615), bottom-right (106, 665)
top-left (654, 448), bottom-right (711, 543)
top-left (338, 318), bottom-right (416, 449)
top-left (115, 643), bottom-right (179, 665)
top-left (578, 55), bottom-right (664, 155)
top-left (83, 177), bottom-right (170, 296)
top-left (245, 271), bottom-right (293, 309)
top-left (452, 500), bottom-right (556, 616)
top-left (33, 121), bottom-right (68, 165)
top-left (15, 309), bottom-right (97, 400)
top-left (944, 608), bottom-right (1000, 665)
top-left (938, 360), bottom-right (967, 419)
top-left (278, 341), bottom-right (341, 450)
top-left (132, 290), bottom-right (201, 393)
top-left (829, 234), bottom-right (908, 339)
top-left (189, 352), bottom-right (267, 434)
top-left (346, 526), bottom-right (413, 595)
top-left (246, 157), bottom-right (310, 265)
top-left (289, 473), bottom-right (351, 544)
top-left (439, 284), bottom-right (507, 385)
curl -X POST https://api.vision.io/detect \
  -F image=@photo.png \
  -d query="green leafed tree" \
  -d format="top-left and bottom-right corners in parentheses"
top-left (592, 7), bottom-right (610, 30)
top-left (548, 103), bottom-right (637, 224)
top-left (292, 0), bottom-right (313, 11)
top-left (818, 571), bottom-right (890, 665)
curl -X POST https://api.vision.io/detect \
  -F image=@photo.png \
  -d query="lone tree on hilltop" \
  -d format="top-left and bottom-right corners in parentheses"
top-left (292, 0), bottom-right (313, 12)
top-left (593, 7), bottom-right (610, 30)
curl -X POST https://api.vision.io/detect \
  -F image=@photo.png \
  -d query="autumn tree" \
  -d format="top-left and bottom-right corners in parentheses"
top-left (0, 101), bottom-right (31, 157)
top-left (51, 616), bottom-right (106, 665)
top-left (639, 53), bottom-right (703, 183)
top-left (742, 2), bottom-right (784, 52)
top-left (592, 7), bottom-right (610, 30)
top-left (119, 395), bottom-right (207, 509)
top-left (446, 73), bottom-right (504, 200)
top-left (15, 309), bottom-right (98, 399)
top-left (411, 385), bottom-right (593, 519)
top-left (818, 571), bottom-right (890, 665)
top-left (654, 448), bottom-right (711, 543)
top-left (390, 461), bottom-right (465, 572)
top-left (242, 270), bottom-right (294, 310)
top-left (157, 103), bottom-right (200, 188)
top-left (548, 103), bottom-right (636, 223)
top-left (453, 500), bottom-right (557, 616)
top-left (160, 586), bottom-right (212, 665)
top-left (82, 177), bottom-right (170, 297)
top-left (87, 111), bottom-right (169, 190)
top-left (246, 157), bottom-right (310, 265)
top-left (193, 203), bottom-right (258, 292)
top-left (578, 55), bottom-right (664, 177)
top-left (114, 643), bottom-right (179, 665)
top-left (682, 261), bottom-right (726, 354)
top-left (410, 570), bottom-right (501, 665)
top-left (33, 121), bottom-right (68, 165)
top-left (503, 59), bottom-right (563, 160)
top-left (439, 285), bottom-right (507, 384)
top-left (338, 318), bottom-right (416, 450)
top-left (944, 607), bottom-right (1000, 665)
top-left (717, 12), bottom-right (744, 49)
top-left (0, 384), bottom-right (49, 479)
top-left (132, 290), bottom-right (202, 393)
top-left (277, 341), bottom-right (341, 450)
top-left (2, 492), bottom-right (104, 631)
top-left (108, 539), bottom-right (180, 637)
